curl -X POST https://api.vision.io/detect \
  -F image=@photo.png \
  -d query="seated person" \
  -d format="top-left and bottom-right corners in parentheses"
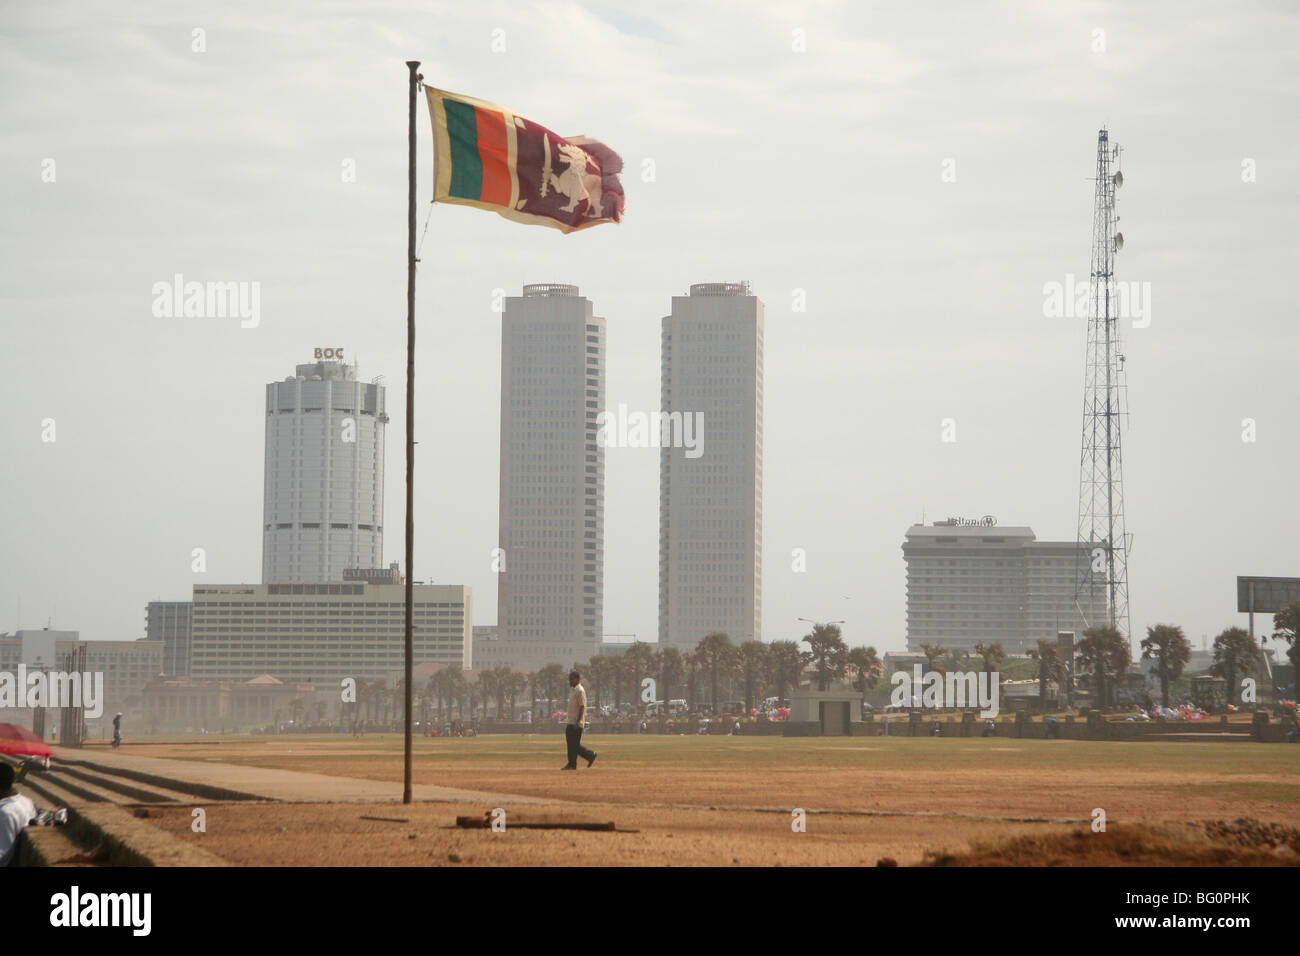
top-left (0, 764), bottom-right (39, 867)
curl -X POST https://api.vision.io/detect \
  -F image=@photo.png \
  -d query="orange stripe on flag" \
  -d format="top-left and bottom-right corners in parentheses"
top-left (475, 108), bottom-right (511, 207)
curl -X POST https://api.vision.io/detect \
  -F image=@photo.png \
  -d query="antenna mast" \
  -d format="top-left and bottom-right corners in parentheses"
top-left (1075, 128), bottom-right (1131, 643)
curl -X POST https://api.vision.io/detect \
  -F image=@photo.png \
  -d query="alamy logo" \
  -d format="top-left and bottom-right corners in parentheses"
top-left (49, 886), bottom-right (151, 936)
top-left (890, 665), bottom-right (1000, 718)
top-left (1043, 274), bottom-right (1151, 328)
top-left (0, 667), bottom-right (103, 718)
top-left (151, 273), bottom-right (261, 328)
top-left (595, 404), bottom-right (703, 458)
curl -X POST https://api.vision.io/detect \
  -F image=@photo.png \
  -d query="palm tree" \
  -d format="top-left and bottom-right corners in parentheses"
top-left (737, 641), bottom-right (771, 712)
top-left (495, 666), bottom-right (516, 718)
top-left (801, 623), bottom-right (848, 690)
top-left (536, 663), bottom-right (567, 712)
top-left (696, 632), bottom-right (734, 711)
top-left (418, 683), bottom-right (433, 727)
top-left (357, 678), bottom-right (382, 725)
top-left (973, 641), bottom-right (1005, 677)
top-left (1140, 624), bottom-right (1191, 709)
top-left (1028, 639), bottom-right (1066, 714)
top-left (391, 678), bottom-right (406, 728)
top-left (608, 653), bottom-right (628, 708)
top-left (442, 664), bottom-right (465, 719)
top-left (920, 643), bottom-right (946, 674)
top-left (1270, 601), bottom-right (1300, 687)
top-left (583, 656), bottom-right (607, 714)
top-left (623, 642), bottom-right (657, 712)
top-left (940, 646), bottom-right (970, 676)
top-left (478, 668), bottom-right (502, 719)
top-left (653, 646), bottom-right (685, 707)
top-left (441, 665), bottom-right (467, 717)
top-left (525, 670), bottom-right (542, 719)
top-left (846, 645), bottom-right (882, 694)
top-left (768, 640), bottom-right (805, 699)
top-left (504, 670), bottom-right (528, 718)
top-left (1075, 625), bottom-right (1130, 710)
top-left (683, 650), bottom-right (701, 710)
top-left (430, 671), bottom-right (450, 722)
top-left (1211, 627), bottom-right (1260, 707)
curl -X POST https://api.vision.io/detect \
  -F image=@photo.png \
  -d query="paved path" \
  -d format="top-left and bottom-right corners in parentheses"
top-left (56, 748), bottom-right (565, 806)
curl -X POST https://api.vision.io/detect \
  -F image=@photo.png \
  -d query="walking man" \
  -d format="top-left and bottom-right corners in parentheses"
top-left (562, 670), bottom-right (596, 770)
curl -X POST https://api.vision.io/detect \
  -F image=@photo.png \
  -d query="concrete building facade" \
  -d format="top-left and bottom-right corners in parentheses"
top-left (496, 284), bottom-right (604, 672)
top-left (146, 601), bottom-right (193, 676)
top-left (262, 359), bottom-right (386, 583)
top-left (903, 522), bottom-right (1107, 654)
top-left (141, 675), bottom-right (323, 732)
top-left (0, 631), bottom-right (162, 733)
top-left (659, 282), bottom-right (764, 648)
top-left (189, 582), bottom-right (471, 684)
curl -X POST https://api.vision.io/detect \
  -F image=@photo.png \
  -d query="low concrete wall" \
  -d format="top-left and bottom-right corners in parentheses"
top-left (472, 712), bottom-right (1296, 742)
top-left (782, 721), bottom-right (821, 737)
top-left (867, 711), bottom-right (1291, 742)
top-left (477, 717), bottom-right (787, 736)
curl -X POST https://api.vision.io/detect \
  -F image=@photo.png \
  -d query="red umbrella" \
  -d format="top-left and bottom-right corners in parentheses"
top-left (0, 723), bottom-right (54, 758)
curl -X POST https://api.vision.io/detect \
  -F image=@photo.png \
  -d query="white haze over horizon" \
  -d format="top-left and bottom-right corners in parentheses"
top-left (2, 1), bottom-right (1297, 660)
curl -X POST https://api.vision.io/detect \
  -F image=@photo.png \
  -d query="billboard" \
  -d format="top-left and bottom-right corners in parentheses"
top-left (19, 630), bottom-right (59, 668)
top-left (1237, 576), bottom-right (1300, 614)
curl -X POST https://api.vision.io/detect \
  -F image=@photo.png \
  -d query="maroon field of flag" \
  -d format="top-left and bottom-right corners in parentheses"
top-left (424, 86), bottom-right (624, 234)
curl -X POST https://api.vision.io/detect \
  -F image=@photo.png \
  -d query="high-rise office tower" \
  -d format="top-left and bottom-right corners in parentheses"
top-left (659, 282), bottom-right (764, 648)
top-left (146, 600), bottom-right (193, 676)
top-left (497, 284), bottom-right (605, 670)
top-left (262, 358), bottom-right (386, 583)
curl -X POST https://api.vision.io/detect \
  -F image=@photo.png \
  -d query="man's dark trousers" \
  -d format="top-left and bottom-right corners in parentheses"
top-left (565, 724), bottom-right (595, 767)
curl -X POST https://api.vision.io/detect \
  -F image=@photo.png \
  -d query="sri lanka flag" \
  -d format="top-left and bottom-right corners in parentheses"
top-left (424, 86), bottom-right (625, 234)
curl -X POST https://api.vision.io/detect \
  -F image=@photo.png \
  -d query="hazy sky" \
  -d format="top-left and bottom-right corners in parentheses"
top-left (3, 1), bottom-right (1297, 657)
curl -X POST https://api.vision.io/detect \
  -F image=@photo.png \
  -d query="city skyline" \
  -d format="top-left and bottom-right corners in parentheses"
top-left (4, 2), bottom-right (1297, 658)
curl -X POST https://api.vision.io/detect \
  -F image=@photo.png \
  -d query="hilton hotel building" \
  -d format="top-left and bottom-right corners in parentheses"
top-left (903, 521), bottom-right (1108, 654)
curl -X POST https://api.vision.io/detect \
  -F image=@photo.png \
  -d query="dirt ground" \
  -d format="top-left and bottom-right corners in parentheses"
top-left (120, 734), bottom-right (1300, 866)
top-left (142, 801), bottom-right (1077, 866)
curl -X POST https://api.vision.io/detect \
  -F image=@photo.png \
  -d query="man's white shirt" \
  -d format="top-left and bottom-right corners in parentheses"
top-left (568, 683), bottom-right (587, 726)
top-left (0, 793), bottom-right (37, 864)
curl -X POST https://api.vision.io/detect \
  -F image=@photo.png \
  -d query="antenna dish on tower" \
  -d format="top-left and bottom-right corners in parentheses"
top-left (1113, 170), bottom-right (1123, 188)
top-left (1114, 232), bottom-right (1124, 251)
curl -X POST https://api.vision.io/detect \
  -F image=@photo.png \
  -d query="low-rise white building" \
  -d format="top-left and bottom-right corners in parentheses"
top-left (189, 581), bottom-right (472, 684)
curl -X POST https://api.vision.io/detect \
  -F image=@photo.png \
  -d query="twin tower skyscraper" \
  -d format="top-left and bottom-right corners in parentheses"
top-left (498, 281), bottom-right (764, 671)
top-left (262, 282), bottom-right (764, 673)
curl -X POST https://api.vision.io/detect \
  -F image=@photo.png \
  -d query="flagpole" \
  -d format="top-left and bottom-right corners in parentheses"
top-left (403, 58), bottom-right (420, 805)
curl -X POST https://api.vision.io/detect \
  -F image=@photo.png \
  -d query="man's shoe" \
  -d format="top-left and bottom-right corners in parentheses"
top-left (561, 764), bottom-right (577, 770)
top-left (586, 753), bottom-right (597, 768)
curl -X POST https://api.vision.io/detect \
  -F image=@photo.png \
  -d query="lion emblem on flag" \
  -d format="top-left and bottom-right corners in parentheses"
top-left (540, 135), bottom-right (623, 221)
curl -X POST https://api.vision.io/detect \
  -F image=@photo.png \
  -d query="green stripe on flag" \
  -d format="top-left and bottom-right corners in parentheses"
top-left (444, 99), bottom-right (483, 200)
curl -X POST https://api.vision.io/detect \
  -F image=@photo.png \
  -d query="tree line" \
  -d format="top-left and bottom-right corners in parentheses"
top-left (341, 623), bottom-right (883, 725)
top-left (337, 601), bottom-right (1300, 725)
